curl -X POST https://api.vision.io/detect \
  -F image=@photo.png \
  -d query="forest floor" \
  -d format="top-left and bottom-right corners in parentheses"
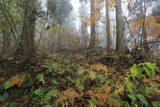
top-left (0, 48), bottom-right (160, 107)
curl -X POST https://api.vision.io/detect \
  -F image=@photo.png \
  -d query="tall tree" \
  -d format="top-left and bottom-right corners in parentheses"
top-left (15, 0), bottom-right (37, 56)
top-left (79, 0), bottom-right (88, 48)
top-left (106, 0), bottom-right (111, 50)
top-left (128, 0), bottom-right (153, 52)
top-left (0, 0), bottom-right (21, 55)
top-left (115, 0), bottom-right (124, 52)
top-left (89, 0), bottom-right (96, 48)
top-left (0, 5), bottom-right (11, 54)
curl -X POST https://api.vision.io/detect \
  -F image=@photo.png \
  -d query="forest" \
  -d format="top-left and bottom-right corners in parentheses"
top-left (0, 0), bottom-right (160, 106)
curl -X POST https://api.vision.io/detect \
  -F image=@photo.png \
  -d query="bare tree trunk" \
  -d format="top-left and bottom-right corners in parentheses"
top-left (80, 1), bottom-right (88, 48)
top-left (89, 0), bottom-right (96, 48)
top-left (115, 0), bottom-right (124, 52)
top-left (141, 0), bottom-right (149, 53)
top-left (106, 0), bottom-right (111, 50)
top-left (142, 17), bottom-right (149, 52)
top-left (15, 0), bottom-right (36, 56)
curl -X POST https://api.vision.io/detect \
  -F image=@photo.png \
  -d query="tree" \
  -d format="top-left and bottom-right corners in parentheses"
top-left (106, 0), bottom-right (111, 50)
top-left (127, 0), bottom-right (160, 52)
top-left (115, 0), bottom-right (124, 52)
top-left (79, 0), bottom-right (88, 48)
top-left (15, 0), bottom-right (37, 56)
top-left (89, 0), bottom-right (96, 48)
top-left (0, 0), bottom-right (22, 55)
top-left (2, 31), bottom-right (11, 54)
top-left (0, 5), bottom-right (11, 54)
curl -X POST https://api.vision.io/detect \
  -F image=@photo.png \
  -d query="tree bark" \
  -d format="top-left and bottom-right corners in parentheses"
top-left (89, 0), bottom-right (96, 48)
top-left (106, 0), bottom-right (111, 50)
top-left (141, 0), bottom-right (149, 53)
top-left (115, 0), bottom-right (124, 52)
top-left (142, 17), bottom-right (149, 52)
top-left (15, 0), bottom-right (36, 56)
top-left (80, 1), bottom-right (88, 48)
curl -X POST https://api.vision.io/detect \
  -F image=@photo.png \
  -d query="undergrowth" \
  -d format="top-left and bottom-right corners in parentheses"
top-left (0, 50), bottom-right (160, 107)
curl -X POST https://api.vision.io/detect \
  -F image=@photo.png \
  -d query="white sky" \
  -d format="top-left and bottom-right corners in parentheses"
top-left (70, 0), bottom-right (80, 30)
top-left (41, 0), bottom-right (130, 32)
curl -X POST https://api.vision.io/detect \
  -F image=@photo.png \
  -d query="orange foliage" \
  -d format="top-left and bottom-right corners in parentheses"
top-left (64, 88), bottom-right (80, 105)
top-left (88, 0), bottom-right (116, 25)
top-left (9, 76), bottom-right (23, 87)
top-left (90, 64), bottom-right (114, 73)
top-left (0, 77), bottom-right (5, 83)
top-left (87, 0), bottom-right (103, 25)
top-left (87, 83), bottom-right (121, 107)
top-left (129, 16), bottom-right (160, 37)
top-left (56, 88), bottom-right (81, 106)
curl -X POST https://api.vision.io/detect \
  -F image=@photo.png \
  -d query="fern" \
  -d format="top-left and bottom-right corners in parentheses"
top-left (131, 62), bottom-right (159, 78)
top-left (3, 81), bottom-right (14, 90)
top-left (36, 73), bottom-right (45, 84)
top-left (43, 89), bottom-right (57, 104)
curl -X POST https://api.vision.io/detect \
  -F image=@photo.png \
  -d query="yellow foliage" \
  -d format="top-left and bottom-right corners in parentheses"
top-left (129, 16), bottom-right (160, 37)
top-left (87, 83), bottom-right (121, 107)
top-left (9, 76), bottom-right (23, 87)
top-left (143, 78), bottom-right (152, 83)
top-left (87, 90), bottom-right (95, 96)
top-left (89, 64), bottom-right (112, 73)
top-left (56, 88), bottom-right (81, 106)
top-left (64, 88), bottom-right (79, 105)
top-left (56, 93), bottom-right (69, 107)
top-left (87, 0), bottom-right (102, 25)
top-left (154, 75), bottom-right (160, 82)
top-left (106, 0), bottom-right (116, 7)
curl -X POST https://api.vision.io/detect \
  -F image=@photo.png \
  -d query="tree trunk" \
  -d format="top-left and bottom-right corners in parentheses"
top-left (106, 0), bottom-right (111, 50)
top-left (15, 0), bottom-right (36, 56)
top-left (2, 31), bottom-right (11, 55)
top-left (115, 0), bottom-right (124, 52)
top-left (141, 1), bottom-right (149, 53)
top-left (80, 1), bottom-right (88, 48)
top-left (89, 0), bottom-right (96, 48)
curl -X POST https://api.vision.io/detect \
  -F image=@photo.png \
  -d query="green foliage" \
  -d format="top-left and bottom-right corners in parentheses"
top-left (122, 62), bottom-right (160, 106)
top-left (0, 52), bottom-right (160, 106)
top-left (88, 98), bottom-right (97, 107)
top-left (4, 102), bottom-right (17, 107)
top-left (152, 101), bottom-right (160, 107)
top-left (32, 87), bottom-right (57, 104)
top-left (75, 76), bottom-right (85, 91)
top-left (3, 81), bottom-right (14, 90)
top-left (0, 93), bottom-right (9, 101)
top-left (36, 73), bottom-right (45, 84)
top-left (137, 94), bottom-right (149, 107)
top-left (43, 89), bottom-right (57, 104)
top-left (23, 80), bottom-right (33, 88)
top-left (97, 74), bottom-right (108, 84)
top-left (33, 87), bottom-right (45, 97)
top-left (44, 61), bottom-right (60, 73)
top-left (131, 62), bottom-right (160, 78)
top-left (51, 79), bottom-right (58, 86)
top-left (0, 0), bottom-right (23, 31)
